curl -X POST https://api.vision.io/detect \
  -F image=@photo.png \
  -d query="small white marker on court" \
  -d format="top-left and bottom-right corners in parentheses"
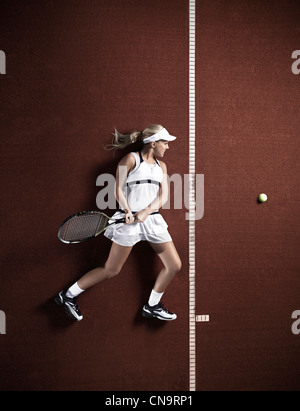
top-left (196, 315), bottom-right (210, 322)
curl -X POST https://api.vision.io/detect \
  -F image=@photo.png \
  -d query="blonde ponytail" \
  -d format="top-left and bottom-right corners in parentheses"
top-left (104, 129), bottom-right (142, 151)
top-left (104, 124), bottom-right (164, 151)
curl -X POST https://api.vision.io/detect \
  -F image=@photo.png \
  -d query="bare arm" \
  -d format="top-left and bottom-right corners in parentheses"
top-left (115, 153), bottom-right (136, 224)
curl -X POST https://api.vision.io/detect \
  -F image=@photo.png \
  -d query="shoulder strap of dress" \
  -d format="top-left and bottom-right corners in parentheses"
top-left (154, 157), bottom-right (161, 167)
top-left (138, 150), bottom-right (144, 163)
top-left (128, 152), bottom-right (140, 174)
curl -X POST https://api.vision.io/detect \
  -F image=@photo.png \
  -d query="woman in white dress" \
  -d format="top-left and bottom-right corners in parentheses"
top-left (55, 125), bottom-right (182, 321)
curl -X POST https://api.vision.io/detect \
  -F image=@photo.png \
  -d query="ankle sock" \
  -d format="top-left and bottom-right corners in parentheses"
top-left (148, 289), bottom-right (164, 307)
top-left (65, 282), bottom-right (84, 298)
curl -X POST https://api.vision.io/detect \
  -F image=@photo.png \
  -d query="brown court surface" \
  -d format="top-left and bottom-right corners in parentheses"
top-left (0, 0), bottom-right (299, 391)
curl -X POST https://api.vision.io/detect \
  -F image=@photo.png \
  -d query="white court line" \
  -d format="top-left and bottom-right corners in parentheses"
top-left (189, 0), bottom-right (196, 392)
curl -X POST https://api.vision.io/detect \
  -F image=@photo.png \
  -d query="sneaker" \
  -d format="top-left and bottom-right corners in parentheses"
top-left (54, 290), bottom-right (83, 321)
top-left (142, 302), bottom-right (177, 321)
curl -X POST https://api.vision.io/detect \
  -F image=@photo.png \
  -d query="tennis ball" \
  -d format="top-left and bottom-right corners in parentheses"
top-left (258, 193), bottom-right (268, 203)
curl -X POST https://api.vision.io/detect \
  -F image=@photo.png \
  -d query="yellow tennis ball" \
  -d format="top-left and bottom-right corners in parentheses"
top-left (258, 193), bottom-right (268, 202)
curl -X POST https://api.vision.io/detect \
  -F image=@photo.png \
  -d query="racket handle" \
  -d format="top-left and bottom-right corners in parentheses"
top-left (114, 217), bottom-right (126, 223)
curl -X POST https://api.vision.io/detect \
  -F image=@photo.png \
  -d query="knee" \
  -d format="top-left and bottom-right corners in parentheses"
top-left (170, 258), bottom-right (182, 275)
top-left (104, 263), bottom-right (122, 279)
top-left (175, 258), bottom-right (182, 273)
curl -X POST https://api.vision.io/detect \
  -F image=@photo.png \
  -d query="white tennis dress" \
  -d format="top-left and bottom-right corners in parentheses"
top-left (104, 151), bottom-right (172, 246)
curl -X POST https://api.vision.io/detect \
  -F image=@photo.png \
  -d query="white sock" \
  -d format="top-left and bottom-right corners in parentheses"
top-left (65, 282), bottom-right (85, 298)
top-left (148, 289), bottom-right (164, 307)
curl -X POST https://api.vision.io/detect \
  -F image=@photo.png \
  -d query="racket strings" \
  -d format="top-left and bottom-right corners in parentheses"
top-left (60, 213), bottom-right (109, 242)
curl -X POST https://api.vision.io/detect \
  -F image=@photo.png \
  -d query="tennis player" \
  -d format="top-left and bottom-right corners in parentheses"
top-left (55, 125), bottom-right (182, 321)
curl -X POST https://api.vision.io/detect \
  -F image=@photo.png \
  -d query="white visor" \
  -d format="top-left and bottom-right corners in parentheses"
top-left (143, 128), bottom-right (177, 144)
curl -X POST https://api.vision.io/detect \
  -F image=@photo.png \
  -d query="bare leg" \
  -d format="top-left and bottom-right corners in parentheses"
top-left (148, 241), bottom-right (182, 293)
top-left (77, 242), bottom-right (133, 290)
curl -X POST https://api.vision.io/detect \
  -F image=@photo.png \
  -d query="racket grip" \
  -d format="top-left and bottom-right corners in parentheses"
top-left (115, 218), bottom-right (126, 223)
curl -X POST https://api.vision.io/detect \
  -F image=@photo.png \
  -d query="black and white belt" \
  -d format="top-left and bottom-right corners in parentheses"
top-left (126, 179), bottom-right (161, 187)
top-left (117, 209), bottom-right (159, 216)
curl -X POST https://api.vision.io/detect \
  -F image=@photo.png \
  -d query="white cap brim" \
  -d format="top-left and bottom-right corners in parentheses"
top-left (164, 135), bottom-right (177, 141)
top-left (143, 128), bottom-right (177, 144)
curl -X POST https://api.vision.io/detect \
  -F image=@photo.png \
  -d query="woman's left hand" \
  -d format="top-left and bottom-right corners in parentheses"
top-left (124, 211), bottom-right (135, 224)
top-left (134, 209), bottom-right (151, 223)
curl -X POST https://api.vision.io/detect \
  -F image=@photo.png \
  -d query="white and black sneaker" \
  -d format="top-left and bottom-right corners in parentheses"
top-left (142, 302), bottom-right (177, 321)
top-left (54, 290), bottom-right (83, 321)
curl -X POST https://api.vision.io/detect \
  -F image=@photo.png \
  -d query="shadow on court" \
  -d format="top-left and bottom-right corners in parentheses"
top-left (38, 153), bottom-right (167, 332)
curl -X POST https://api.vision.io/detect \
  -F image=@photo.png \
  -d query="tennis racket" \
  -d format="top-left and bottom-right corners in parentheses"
top-left (58, 211), bottom-right (127, 244)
